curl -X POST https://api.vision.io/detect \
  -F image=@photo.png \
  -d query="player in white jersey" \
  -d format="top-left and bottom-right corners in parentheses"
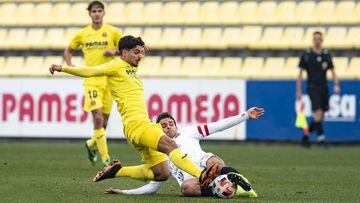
top-left (104, 107), bottom-right (264, 197)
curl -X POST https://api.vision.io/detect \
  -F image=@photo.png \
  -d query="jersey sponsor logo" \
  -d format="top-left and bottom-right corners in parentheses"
top-left (126, 70), bottom-right (137, 76)
top-left (299, 94), bottom-right (357, 122)
top-left (85, 41), bottom-right (108, 47)
top-left (0, 93), bottom-right (88, 123)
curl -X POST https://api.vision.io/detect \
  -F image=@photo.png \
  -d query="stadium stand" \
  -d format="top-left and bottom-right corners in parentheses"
top-left (160, 56), bottom-right (182, 76)
top-left (0, 0), bottom-right (358, 79)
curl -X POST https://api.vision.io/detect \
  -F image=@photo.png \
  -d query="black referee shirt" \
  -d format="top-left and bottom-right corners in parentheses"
top-left (298, 49), bottom-right (334, 88)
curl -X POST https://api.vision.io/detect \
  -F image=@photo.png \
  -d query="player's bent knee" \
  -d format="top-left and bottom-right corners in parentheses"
top-left (153, 171), bottom-right (170, 181)
top-left (151, 162), bottom-right (170, 181)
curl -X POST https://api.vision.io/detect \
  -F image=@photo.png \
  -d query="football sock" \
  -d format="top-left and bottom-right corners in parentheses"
top-left (94, 128), bottom-right (109, 163)
top-left (122, 181), bottom-right (165, 195)
top-left (316, 122), bottom-right (324, 135)
top-left (168, 148), bottom-right (202, 179)
top-left (116, 164), bottom-right (154, 182)
top-left (309, 121), bottom-right (317, 133)
top-left (220, 166), bottom-right (239, 174)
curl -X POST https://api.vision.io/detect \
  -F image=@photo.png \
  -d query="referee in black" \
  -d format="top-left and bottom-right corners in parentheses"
top-left (296, 31), bottom-right (340, 147)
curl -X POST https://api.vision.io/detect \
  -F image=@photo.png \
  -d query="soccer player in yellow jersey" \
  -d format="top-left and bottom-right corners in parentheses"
top-left (50, 36), bottom-right (218, 188)
top-left (63, 1), bottom-right (122, 166)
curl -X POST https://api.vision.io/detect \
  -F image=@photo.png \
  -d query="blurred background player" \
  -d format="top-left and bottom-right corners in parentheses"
top-left (50, 35), bottom-right (217, 190)
top-left (297, 31), bottom-right (340, 147)
top-left (103, 108), bottom-right (264, 198)
top-left (63, 1), bottom-right (122, 166)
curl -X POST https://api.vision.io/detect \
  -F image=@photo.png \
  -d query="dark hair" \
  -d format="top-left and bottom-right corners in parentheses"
top-left (87, 1), bottom-right (105, 11)
top-left (313, 31), bottom-right (323, 37)
top-left (156, 112), bottom-right (177, 126)
top-left (118, 35), bottom-right (145, 53)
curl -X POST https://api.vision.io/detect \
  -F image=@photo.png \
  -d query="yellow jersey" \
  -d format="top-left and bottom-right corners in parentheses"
top-left (62, 58), bottom-right (151, 136)
top-left (69, 24), bottom-right (122, 86)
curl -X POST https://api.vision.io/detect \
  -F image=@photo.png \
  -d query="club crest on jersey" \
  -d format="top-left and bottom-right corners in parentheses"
top-left (317, 56), bottom-right (322, 62)
top-left (102, 32), bottom-right (107, 37)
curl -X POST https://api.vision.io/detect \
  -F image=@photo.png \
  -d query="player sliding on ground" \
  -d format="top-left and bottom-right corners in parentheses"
top-left (103, 108), bottom-right (264, 198)
top-left (49, 35), bottom-right (217, 188)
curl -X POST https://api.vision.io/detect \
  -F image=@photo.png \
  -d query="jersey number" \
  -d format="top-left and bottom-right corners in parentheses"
top-left (88, 90), bottom-right (98, 99)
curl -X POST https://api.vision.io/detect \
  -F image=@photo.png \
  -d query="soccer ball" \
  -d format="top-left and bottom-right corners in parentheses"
top-left (210, 174), bottom-right (237, 198)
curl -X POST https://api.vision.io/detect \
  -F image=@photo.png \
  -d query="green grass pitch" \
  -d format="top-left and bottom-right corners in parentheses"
top-left (0, 141), bottom-right (359, 202)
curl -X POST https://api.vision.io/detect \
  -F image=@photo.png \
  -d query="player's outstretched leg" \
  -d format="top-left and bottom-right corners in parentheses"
top-left (93, 160), bottom-right (122, 182)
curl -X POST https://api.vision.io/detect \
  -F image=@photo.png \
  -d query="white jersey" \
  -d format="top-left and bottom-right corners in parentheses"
top-left (169, 112), bottom-right (249, 186)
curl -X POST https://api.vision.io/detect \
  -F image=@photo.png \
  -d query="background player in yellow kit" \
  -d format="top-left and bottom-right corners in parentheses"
top-left (50, 35), bottom-right (218, 188)
top-left (63, 1), bottom-right (122, 166)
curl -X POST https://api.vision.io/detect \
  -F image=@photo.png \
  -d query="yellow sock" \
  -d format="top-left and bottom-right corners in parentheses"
top-left (169, 148), bottom-right (202, 179)
top-left (116, 164), bottom-right (154, 182)
top-left (94, 128), bottom-right (109, 163)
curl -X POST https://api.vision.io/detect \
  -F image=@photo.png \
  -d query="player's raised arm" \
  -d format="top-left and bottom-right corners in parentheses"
top-left (49, 64), bottom-right (106, 77)
top-left (196, 107), bottom-right (264, 139)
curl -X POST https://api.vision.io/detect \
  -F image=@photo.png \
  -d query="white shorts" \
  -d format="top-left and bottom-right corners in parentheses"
top-left (169, 152), bottom-right (215, 186)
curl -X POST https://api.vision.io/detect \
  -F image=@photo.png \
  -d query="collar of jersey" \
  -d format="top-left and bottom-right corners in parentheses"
top-left (118, 58), bottom-right (137, 71)
top-left (88, 23), bottom-right (107, 32)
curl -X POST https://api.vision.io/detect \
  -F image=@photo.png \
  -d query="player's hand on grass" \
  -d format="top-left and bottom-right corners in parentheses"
top-left (104, 188), bottom-right (123, 195)
top-left (49, 64), bottom-right (62, 75)
top-left (247, 107), bottom-right (265, 120)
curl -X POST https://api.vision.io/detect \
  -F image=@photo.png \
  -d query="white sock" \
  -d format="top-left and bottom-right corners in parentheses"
top-left (122, 181), bottom-right (166, 195)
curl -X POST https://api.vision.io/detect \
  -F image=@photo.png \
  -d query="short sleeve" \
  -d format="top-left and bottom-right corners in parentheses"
top-left (69, 31), bottom-right (82, 50)
top-left (298, 52), bottom-right (307, 70)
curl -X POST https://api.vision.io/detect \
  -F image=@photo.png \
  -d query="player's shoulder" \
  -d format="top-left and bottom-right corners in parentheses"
top-left (108, 58), bottom-right (128, 70)
top-left (73, 26), bottom-right (91, 39)
top-left (179, 126), bottom-right (197, 136)
top-left (78, 25), bottom-right (92, 34)
top-left (104, 24), bottom-right (121, 33)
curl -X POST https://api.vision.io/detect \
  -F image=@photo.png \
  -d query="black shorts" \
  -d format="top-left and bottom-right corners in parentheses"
top-left (307, 87), bottom-right (329, 111)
